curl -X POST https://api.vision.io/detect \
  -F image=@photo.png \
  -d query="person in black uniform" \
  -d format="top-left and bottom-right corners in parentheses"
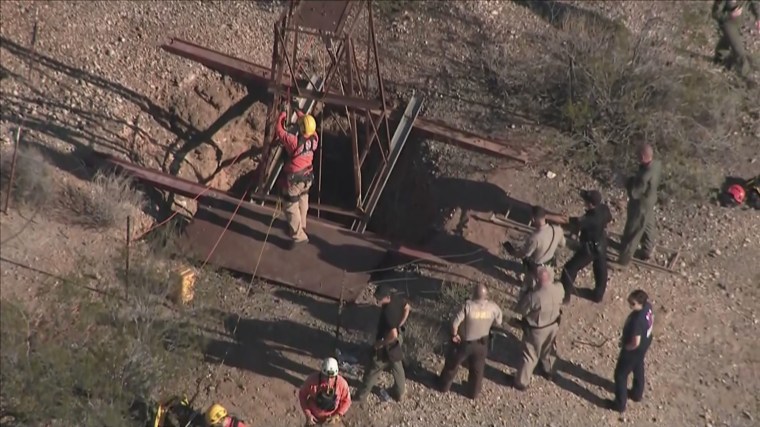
top-left (607, 289), bottom-right (654, 412)
top-left (558, 189), bottom-right (612, 304)
top-left (354, 285), bottom-right (411, 402)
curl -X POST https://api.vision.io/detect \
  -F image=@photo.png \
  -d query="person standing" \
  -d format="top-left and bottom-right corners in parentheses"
top-left (504, 205), bottom-right (566, 291)
top-left (354, 285), bottom-right (411, 402)
top-left (556, 190), bottom-right (612, 304)
top-left (607, 290), bottom-right (654, 413)
top-left (512, 267), bottom-right (564, 390)
top-left (298, 358), bottom-right (351, 426)
top-left (275, 108), bottom-right (319, 244)
top-left (618, 144), bottom-right (662, 267)
top-left (436, 283), bottom-right (503, 399)
top-left (712, 0), bottom-right (760, 79)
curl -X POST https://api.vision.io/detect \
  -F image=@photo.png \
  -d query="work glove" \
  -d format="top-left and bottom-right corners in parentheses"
top-left (326, 414), bottom-right (342, 424)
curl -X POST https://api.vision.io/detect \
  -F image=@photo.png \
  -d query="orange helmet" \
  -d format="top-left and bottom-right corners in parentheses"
top-left (727, 184), bottom-right (746, 205)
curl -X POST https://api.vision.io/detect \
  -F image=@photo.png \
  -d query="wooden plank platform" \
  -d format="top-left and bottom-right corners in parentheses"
top-left (178, 198), bottom-right (390, 302)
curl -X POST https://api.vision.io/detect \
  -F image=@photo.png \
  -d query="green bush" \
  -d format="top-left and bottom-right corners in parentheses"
top-left (485, 15), bottom-right (751, 201)
top-left (0, 259), bottom-right (203, 426)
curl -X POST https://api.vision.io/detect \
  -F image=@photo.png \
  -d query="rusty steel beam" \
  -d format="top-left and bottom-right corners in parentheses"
top-left (407, 118), bottom-right (529, 163)
top-left (367, 110), bottom-right (530, 162)
top-left (162, 38), bottom-right (284, 86)
top-left (95, 154), bottom-right (453, 261)
top-left (162, 40), bottom-right (531, 162)
top-left (266, 84), bottom-right (382, 110)
top-left (97, 153), bottom-right (361, 219)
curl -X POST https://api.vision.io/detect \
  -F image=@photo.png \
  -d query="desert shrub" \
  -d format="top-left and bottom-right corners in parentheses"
top-left (485, 14), bottom-right (750, 201)
top-left (0, 259), bottom-right (204, 426)
top-left (63, 171), bottom-right (145, 228)
top-left (402, 307), bottom-right (447, 368)
top-left (439, 281), bottom-right (471, 306)
top-left (0, 145), bottom-right (55, 208)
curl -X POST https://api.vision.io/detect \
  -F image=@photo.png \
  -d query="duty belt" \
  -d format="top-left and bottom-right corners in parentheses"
top-left (524, 313), bottom-right (562, 330)
top-left (465, 335), bottom-right (489, 345)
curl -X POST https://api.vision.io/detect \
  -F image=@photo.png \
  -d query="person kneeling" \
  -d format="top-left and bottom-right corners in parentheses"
top-left (299, 357), bottom-right (351, 426)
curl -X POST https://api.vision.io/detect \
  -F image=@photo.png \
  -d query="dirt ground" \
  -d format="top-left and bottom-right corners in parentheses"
top-left (1, 1), bottom-right (759, 427)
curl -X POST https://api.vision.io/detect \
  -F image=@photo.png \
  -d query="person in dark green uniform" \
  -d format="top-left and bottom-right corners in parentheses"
top-left (618, 144), bottom-right (662, 267)
top-left (712, 0), bottom-right (760, 78)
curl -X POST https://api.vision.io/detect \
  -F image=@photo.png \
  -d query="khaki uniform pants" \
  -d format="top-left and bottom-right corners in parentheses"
top-left (516, 322), bottom-right (559, 388)
top-left (283, 180), bottom-right (312, 242)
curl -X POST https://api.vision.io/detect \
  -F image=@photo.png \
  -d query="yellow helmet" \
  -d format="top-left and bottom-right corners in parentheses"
top-left (205, 403), bottom-right (228, 426)
top-left (299, 114), bottom-right (317, 137)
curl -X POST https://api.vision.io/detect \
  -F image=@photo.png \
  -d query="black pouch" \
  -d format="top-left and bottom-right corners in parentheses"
top-left (523, 257), bottom-right (538, 275)
top-left (385, 340), bottom-right (403, 362)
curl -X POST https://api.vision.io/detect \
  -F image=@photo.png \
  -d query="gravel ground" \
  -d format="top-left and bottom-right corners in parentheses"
top-left (1, 1), bottom-right (759, 426)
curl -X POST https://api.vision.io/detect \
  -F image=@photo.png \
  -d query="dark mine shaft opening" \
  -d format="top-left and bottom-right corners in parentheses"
top-left (309, 129), bottom-right (356, 215)
top-left (227, 117), bottom-right (440, 244)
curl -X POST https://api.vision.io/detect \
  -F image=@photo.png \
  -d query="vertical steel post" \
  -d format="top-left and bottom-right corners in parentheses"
top-left (368, 4), bottom-right (392, 159)
top-left (2, 128), bottom-right (21, 214)
top-left (125, 215), bottom-right (131, 297)
top-left (347, 37), bottom-right (361, 207)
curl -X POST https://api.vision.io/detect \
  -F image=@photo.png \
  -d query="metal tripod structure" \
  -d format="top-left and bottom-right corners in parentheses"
top-left (253, 0), bottom-right (421, 233)
top-left (161, 0), bottom-right (529, 235)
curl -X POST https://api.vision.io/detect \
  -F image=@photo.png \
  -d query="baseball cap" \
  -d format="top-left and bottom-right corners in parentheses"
top-left (580, 189), bottom-right (603, 206)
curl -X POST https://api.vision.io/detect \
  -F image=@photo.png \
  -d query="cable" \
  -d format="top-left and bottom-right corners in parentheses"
top-left (134, 147), bottom-right (250, 241)
top-left (181, 19), bottom-right (322, 419)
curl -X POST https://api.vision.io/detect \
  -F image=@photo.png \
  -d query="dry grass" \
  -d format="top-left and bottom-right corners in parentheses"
top-left (0, 145), bottom-right (55, 208)
top-left (484, 12), bottom-right (752, 201)
top-left (61, 171), bottom-right (145, 229)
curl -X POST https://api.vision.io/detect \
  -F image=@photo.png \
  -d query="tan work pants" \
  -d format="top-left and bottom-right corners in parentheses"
top-left (283, 180), bottom-right (312, 242)
top-left (516, 322), bottom-right (559, 388)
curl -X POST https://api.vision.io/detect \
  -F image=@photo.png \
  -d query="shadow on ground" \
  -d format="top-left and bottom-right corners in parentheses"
top-left (512, 0), bottom-right (621, 30)
top-left (420, 177), bottom-right (536, 284)
top-left (0, 35), bottom-right (267, 191)
top-left (203, 313), bottom-right (338, 387)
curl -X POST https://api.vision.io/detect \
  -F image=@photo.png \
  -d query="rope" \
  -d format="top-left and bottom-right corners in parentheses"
top-left (180, 22), bottom-right (323, 419)
top-left (136, 148), bottom-right (251, 240)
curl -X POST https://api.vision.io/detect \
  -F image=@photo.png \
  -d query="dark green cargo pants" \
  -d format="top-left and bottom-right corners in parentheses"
top-left (715, 20), bottom-right (755, 77)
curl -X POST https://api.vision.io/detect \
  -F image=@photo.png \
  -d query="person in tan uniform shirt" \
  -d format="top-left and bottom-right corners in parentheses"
top-left (436, 283), bottom-right (503, 399)
top-left (512, 266), bottom-right (564, 390)
top-left (505, 206), bottom-right (566, 289)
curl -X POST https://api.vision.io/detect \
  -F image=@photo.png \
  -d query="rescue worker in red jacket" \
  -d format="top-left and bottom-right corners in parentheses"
top-left (298, 357), bottom-right (351, 426)
top-left (275, 108), bottom-right (319, 244)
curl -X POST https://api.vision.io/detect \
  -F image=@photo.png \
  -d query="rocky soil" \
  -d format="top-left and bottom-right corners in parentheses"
top-left (1, 1), bottom-right (759, 427)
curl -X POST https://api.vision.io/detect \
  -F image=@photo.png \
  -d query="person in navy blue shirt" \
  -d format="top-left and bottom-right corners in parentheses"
top-left (607, 289), bottom-right (654, 412)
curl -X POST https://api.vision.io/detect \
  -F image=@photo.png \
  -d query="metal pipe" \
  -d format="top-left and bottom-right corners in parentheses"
top-left (125, 215), bottom-right (131, 297)
top-left (350, 40), bottom-right (365, 98)
top-left (347, 38), bottom-right (361, 207)
top-left (359, 111), bottom-right (385, 167)
top-left (2, 128), bottom-right (21, 214)
top-left (368, 4), bottom-right (392, 151)
top-left (3, 16), bottom-right (39, 214)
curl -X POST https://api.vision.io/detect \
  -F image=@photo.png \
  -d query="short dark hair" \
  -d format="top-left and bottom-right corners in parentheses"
top-left (628, 289), bottom-right (649, 305)
top-left (580, 189), bottom-right (603, 207)
top-left (374, 284), bottom-right (393, 299)
top-left (531, 205), bottom-right (546, 220)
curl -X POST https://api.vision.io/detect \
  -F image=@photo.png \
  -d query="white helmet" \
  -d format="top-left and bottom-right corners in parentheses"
top-left (321, 357), bottom-right (339, 377)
